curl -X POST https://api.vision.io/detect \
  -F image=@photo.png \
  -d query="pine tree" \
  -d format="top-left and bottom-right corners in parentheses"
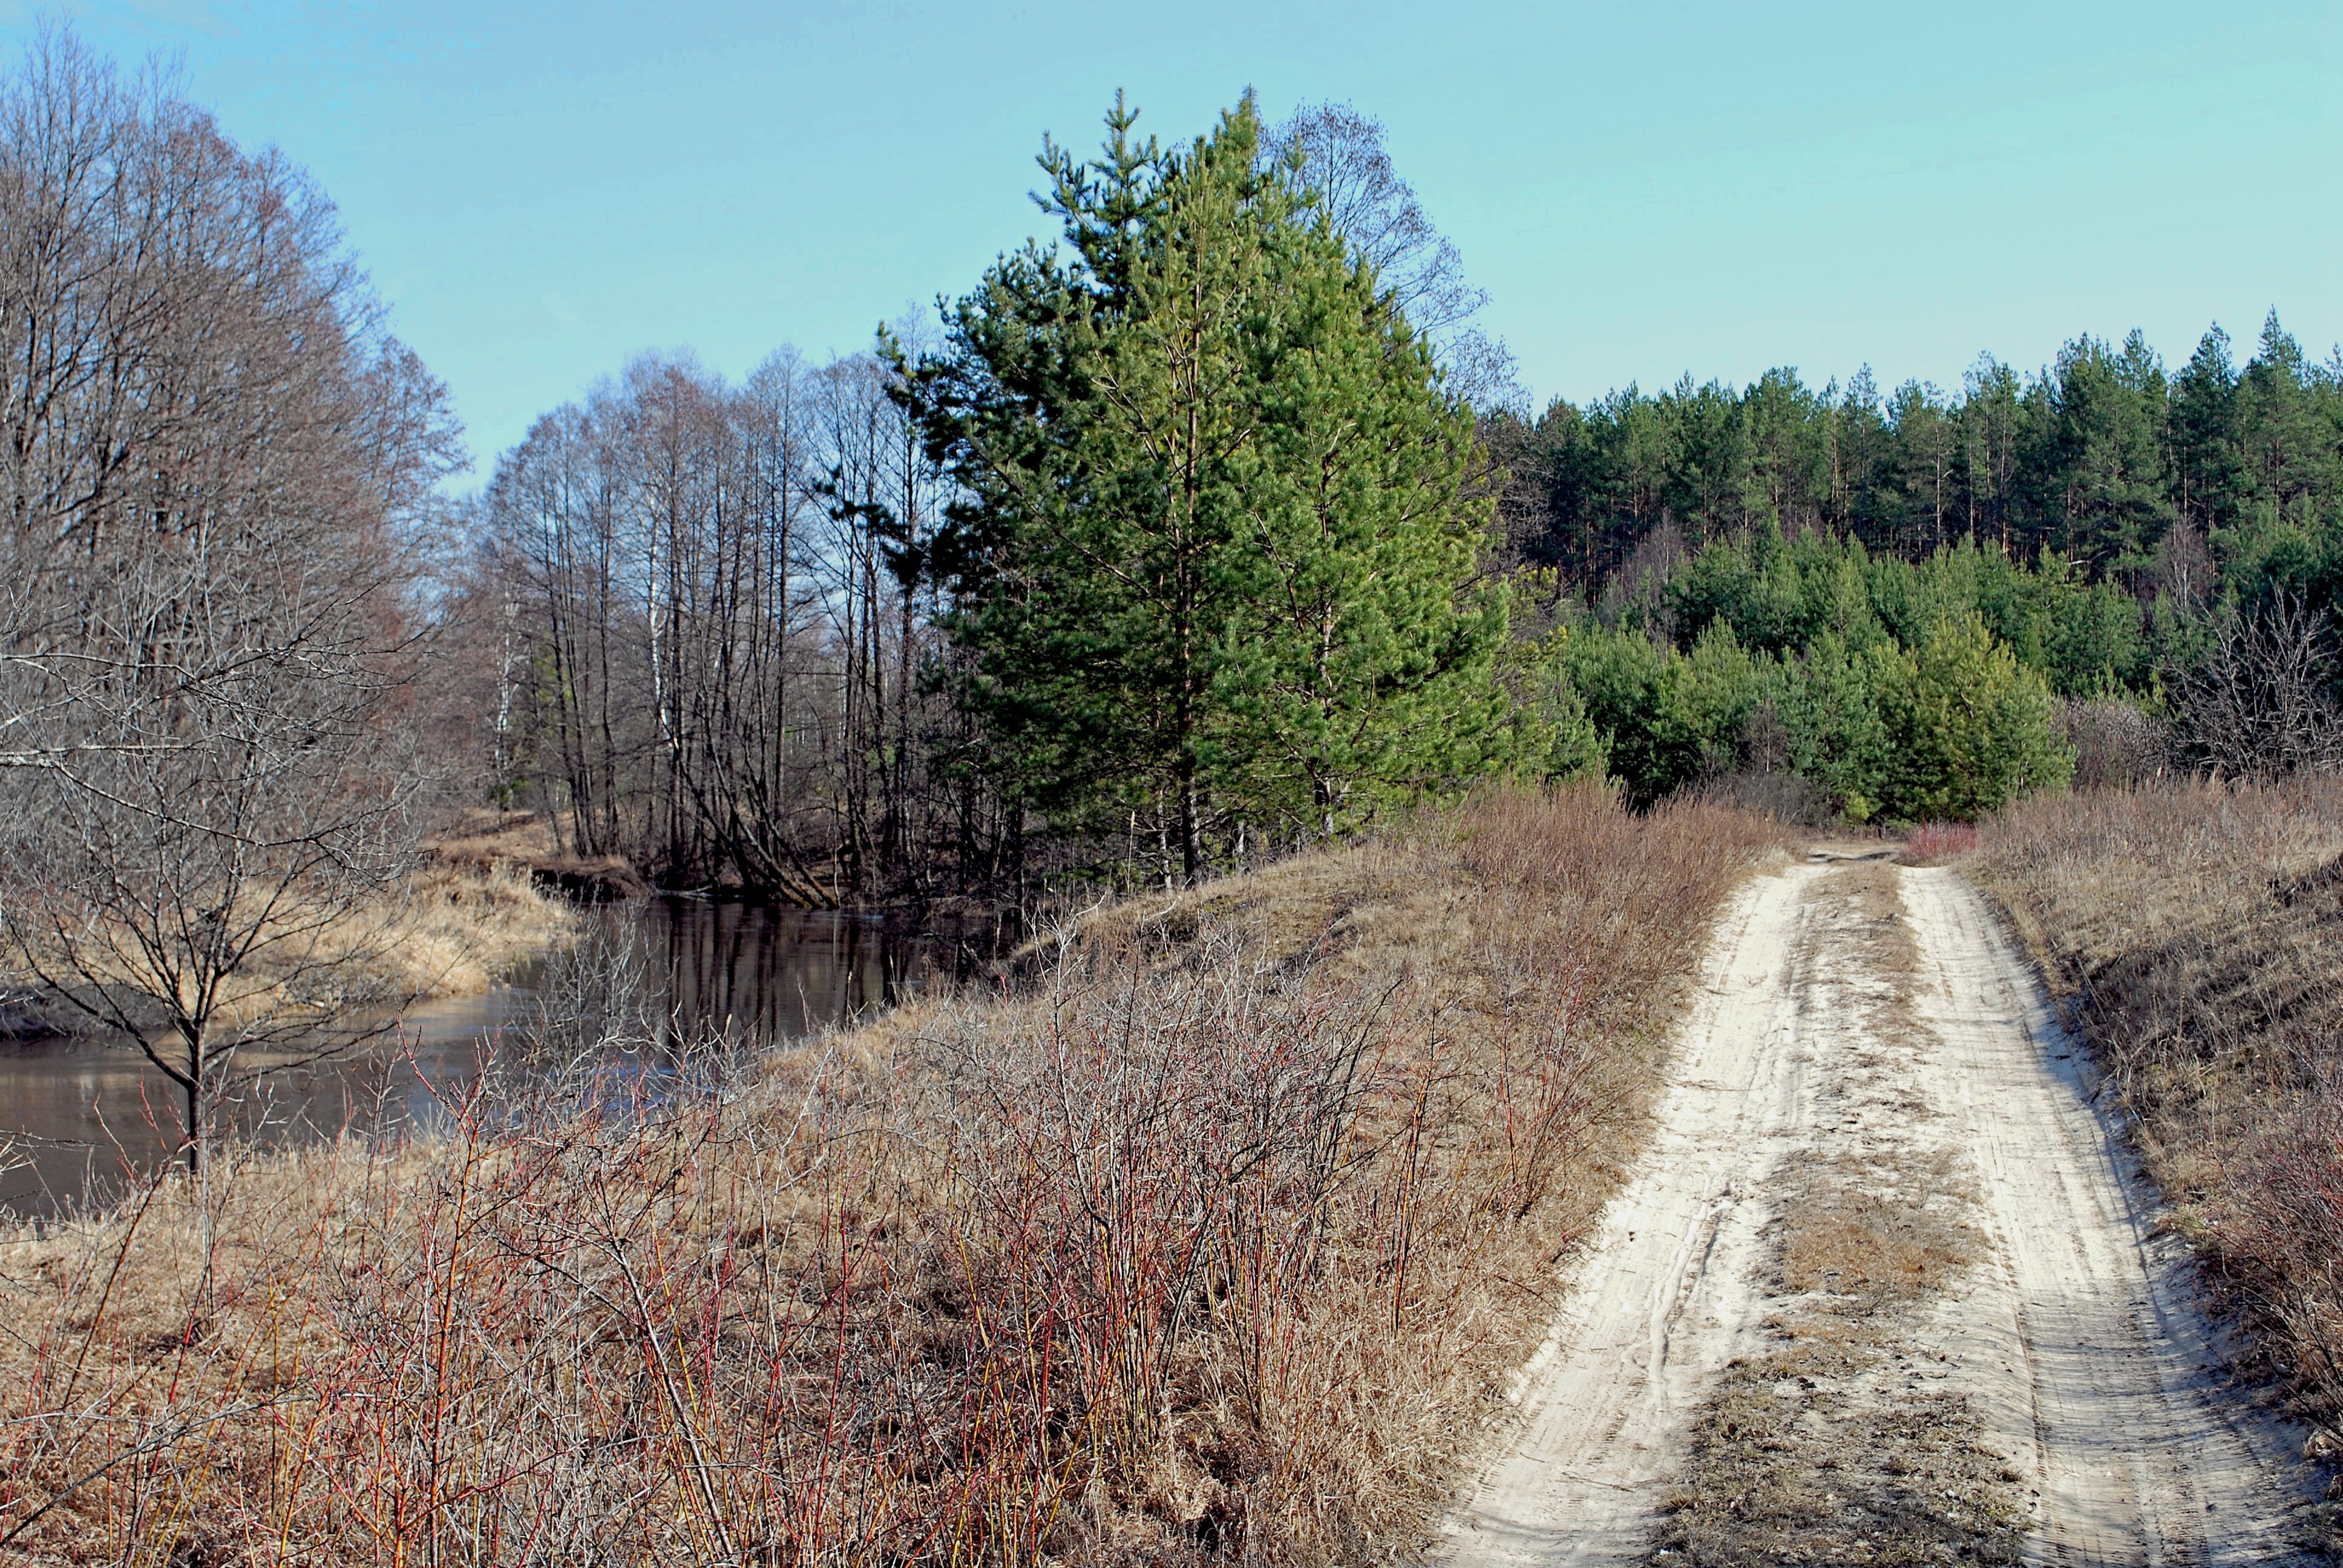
top-left (2237, 310), bottom-right (2336, 522)
top-left (2171, 325), bottom-right (2243, 532)
top-left (903, 96), bottom-right (1509, 879)
top-left (2028, 333), bottom-right (2172, 573)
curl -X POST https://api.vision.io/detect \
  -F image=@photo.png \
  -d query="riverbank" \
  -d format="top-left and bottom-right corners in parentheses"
top-left (0, 786), bottom-right (1786, 1565)
top-left (0, 829), bottom-right (578, 1047)
top-left (379, 853), bottom-right (579, 999)
top-left (428, 808), bottom-right (655, 904)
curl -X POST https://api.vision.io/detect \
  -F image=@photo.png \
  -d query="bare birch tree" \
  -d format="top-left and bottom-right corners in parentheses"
top-left (1271, 100), bottom-right (1524, 412)
top-left (487, 341), bottom-right (958, 903)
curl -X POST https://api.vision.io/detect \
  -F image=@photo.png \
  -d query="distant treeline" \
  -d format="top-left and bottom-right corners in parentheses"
top-left (1487, 316), bottom-right (2343, 595)
top-left (1486, 317), bottom-right (2343, 817)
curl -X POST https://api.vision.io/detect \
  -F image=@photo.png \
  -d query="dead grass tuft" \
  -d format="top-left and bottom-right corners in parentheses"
top-left (1775, 1151), bottom-right (1978, 1313)
top-left (1651, 1337), bottom-right (2027, 1568)
top-left (371, 857), bottom-right (578, 998)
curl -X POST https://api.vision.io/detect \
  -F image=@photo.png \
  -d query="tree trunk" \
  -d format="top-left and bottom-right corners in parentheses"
top-left (183, 1030), bottom-right (205, 1175)
top-left (1178, 760), bottom-right (1201, 886)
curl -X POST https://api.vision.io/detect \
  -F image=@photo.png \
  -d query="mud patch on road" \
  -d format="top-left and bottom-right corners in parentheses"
top-left (1651, 1333), bottom-right (2026, 1566)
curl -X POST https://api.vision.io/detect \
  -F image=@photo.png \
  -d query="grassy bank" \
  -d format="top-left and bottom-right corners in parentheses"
top-left (0, 845), bottom-right (575, 1041)
top-left (381, 856), bottom-right (579, 999)
top-left (0, 787), bottom-right (1783, 1564)
top-left (1971, 779), bottom-right (2343, 1442)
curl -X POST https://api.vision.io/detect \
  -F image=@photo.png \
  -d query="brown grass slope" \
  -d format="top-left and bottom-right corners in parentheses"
top-left (1971, 778), bottom-right (2343, 1447)
top-left (0, 787), bottom-right (1784, 1566)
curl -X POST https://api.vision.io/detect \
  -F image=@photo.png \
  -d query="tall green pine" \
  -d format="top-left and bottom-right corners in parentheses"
top-left (903, 96), bottom-right (1509, 880)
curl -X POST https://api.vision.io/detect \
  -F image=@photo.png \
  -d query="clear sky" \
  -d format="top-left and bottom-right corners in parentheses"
top-left (8, 1), bottom-right (2339, 478)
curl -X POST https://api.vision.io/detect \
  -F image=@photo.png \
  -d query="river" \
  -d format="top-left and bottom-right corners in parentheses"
top-left (0, 897), bottom-right (961, 1215)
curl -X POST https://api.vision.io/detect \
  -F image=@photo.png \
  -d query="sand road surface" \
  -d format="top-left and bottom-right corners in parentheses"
top-left (1440, 852), bottom-right (2325, 1566)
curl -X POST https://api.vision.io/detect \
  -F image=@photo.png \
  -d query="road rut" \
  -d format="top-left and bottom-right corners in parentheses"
top-left (1440, 853), bottom-right (2323, 1566)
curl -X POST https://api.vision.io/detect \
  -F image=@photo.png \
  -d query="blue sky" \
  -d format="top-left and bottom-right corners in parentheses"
top-left (8, 1), bottom-right (2339, 477)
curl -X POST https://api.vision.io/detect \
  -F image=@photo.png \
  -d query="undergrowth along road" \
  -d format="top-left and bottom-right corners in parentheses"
top-left (0, 788), bottom-right (1788, 1564)
top-left (1443, 847), bottom-right (2326, 1567)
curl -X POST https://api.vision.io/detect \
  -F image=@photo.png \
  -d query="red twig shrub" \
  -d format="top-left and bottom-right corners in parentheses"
top-left (1901, 821), bottom-right (1979, 866)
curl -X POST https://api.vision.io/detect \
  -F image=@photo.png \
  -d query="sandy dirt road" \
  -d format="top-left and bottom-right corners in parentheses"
top-left (1440, 852), bottom-right (2324, 1566)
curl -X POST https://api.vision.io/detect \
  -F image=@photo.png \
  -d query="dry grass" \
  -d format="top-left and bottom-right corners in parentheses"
top-left (373, 812), bottom-right (582, 999)
top-left (431, 809), bottom-right (651, 903)
top-left (1969, 777), bottom-right (2343, 1442)
top-left (1651, 1330), bottom-right (2028, 1568)
top-left (367, 857), bottom-right (578, 1000)
top-left (425, 809), bottom-right (565, 871)
top-left (1774, 1151), bottom-right (1976, 1313)
top-left (0, 786), bottom-right (1786, 1565)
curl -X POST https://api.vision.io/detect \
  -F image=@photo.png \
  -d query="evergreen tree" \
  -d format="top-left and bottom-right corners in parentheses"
top-left (1832, 368), bottom-right (1892, 544)
top-left (2171, 325), bottom-right (2243, 532)
top-left (1889, 379), bottom-right (1958, 554)
top-left (1872, 615), bottom-right (2072, 821)
top-left (1486, 321), bottom-right (2343, 599)
top-left (2030, 333), bottom-right (2172, 574)
top-left (1776, 632), bottom-right (1894, 822)
top-left (904, 96), bottom-right (1507, 878)
top-left (2236, 311), bottom-right (2337, 524)
top-left (1741, 367), bottom-right (1830, 534)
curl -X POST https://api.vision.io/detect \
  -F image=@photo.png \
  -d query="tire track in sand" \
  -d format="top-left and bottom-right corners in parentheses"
top-left (1439, 853), bottom-right (2324, 1566)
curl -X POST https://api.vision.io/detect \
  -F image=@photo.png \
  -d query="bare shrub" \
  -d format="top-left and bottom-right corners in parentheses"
top-left (2169, 591), bottom-right (2343, 779)
top-left (1973, 778), bottom-right (2343, 1438)
top-left (2060, 697), bottom-right (2171, 789)
top-left (1901, 821), bottom-right (1979, 864)
top-left (1686, 768), bottom-right (1838, 829)
top-left (0, 786), bottom-right (1787, 1563)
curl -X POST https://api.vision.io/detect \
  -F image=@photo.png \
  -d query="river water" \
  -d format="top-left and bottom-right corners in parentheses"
top-left (0, 898), bottom-right (958, 1215)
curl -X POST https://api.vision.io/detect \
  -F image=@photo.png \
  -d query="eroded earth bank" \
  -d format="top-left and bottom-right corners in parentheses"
top-left (1443, 849), bottom-right (2327, 1567)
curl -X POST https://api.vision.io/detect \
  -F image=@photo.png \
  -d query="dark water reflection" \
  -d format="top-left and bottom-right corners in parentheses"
top-left (0, 897), bottom-right (957, 1216)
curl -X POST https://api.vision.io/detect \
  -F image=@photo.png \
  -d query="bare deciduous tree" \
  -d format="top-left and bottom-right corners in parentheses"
top-left (487, 333), bottom-right (972, 904)
top-left (1271, 100), bottom-right (1524, 412)
top-left (1271, 102), bottom-right (1482, 336)
top-left (0, 31), bottom-right (456, 1169)
top-left (2171, 589), bottom-right (2343, 780)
